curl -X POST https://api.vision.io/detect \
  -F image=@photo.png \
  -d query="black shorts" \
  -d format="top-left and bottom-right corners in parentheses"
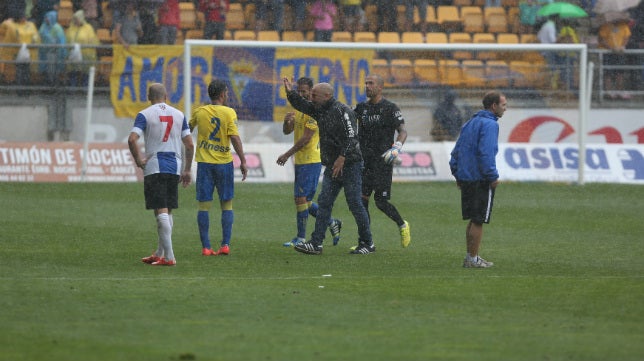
top-left (144, 173), bottom-right (180, 210)
top-left (362, 160), bottom-right (393, 200)
top-left (460, 180), bottom-right (495, 224)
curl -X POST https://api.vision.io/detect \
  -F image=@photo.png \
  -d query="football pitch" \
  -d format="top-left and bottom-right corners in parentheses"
top-left (1, 181), bottom-right (643, 361)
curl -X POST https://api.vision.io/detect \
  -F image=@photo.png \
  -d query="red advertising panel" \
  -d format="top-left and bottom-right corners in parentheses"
top-left (0, 142), bottom-right (142, 182)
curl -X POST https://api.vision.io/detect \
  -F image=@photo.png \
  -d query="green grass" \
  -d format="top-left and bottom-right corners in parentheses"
top-left (1, 181), bottom-right (643, 361)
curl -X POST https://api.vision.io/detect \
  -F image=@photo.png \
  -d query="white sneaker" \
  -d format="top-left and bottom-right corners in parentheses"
top-left (463, 256), bottom-right (494, 268)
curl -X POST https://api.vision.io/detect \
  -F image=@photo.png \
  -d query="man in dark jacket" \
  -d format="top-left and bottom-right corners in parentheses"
top-left (283, 77), bottom-right (374, 255)
top-left (449, 91), bottom-right (506, 268)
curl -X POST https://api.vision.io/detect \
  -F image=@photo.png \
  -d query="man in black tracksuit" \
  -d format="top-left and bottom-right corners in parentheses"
top-left (283, 78), bottom-right (375, 255)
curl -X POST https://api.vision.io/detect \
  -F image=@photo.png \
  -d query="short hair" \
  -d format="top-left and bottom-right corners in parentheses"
top-left (367, 74), bottom-right (384, 87)
top-left (208, 79), bottom-right (228, 100)
top-left (148, 83), bottom-right (166, 102)
top-left (482, 91), bottom-right (503, 110)
top-left (297, 77), bottom-right (313, 89)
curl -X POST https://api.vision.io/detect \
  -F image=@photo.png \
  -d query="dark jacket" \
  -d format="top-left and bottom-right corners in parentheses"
top-left (286, 89), bottom-right (362, 167)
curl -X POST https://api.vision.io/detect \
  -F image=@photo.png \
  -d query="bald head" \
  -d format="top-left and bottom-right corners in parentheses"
top-left (365, 74), bottom-right (384, 102)
top-left (148, 83), bottom-right (167, 103)
top-left (311, 82), bottom-right (334, 107)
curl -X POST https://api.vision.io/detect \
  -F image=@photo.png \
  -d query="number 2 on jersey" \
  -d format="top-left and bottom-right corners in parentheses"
top-left (209, 116), bottom-right (221, 142)
top-left (159, 116), bottom-right (174, 142)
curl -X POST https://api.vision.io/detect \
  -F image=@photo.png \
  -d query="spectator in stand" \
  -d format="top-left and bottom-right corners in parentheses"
top-left (598, 16), bottom-right (632, 100)
top-left (0, 3), bottom-right (40, 88)
top-left (519, 0), bottom-right (541, 33)
top-left (310, 0), bottom-right (336, 42)
top-left (403, 0), bottom-right (428, 33)
top-left (432, 88), bottom-right (464, 141)
top-left (255, 0), bottom-right (285, 34)
top-left (537, 14), bottom-right (558, 89)
top-left (72, 0), bottom-right (101, 29)
top-left (65, 10), bottom-right (98, 86)
top-left (340, 0), bottom-right (362, 33)
top-left (38, 10), bottom-right (67, 86)
top-left (375, 0), bottom-right (396, 32)
top-left (287, 0), bottom-right (308, 32)
top-left (138, 5), bottom-right (157, 44)
top-left (627, 2), bottom-right (644, 91)
top-left (556, 18), bottom-right (579, 92)
top-left (199, 0), bottom-right (229, 40)
top-left (157, 0), bottom-right (180, 44)
top-left (113, 2), bottom-right (142, 48)
top-left (31, 0), bottom-right (60, 28)
top-left (486, 0), bottom-right (501, 8)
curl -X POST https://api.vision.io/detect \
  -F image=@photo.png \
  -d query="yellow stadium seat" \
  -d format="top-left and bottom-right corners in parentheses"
top-left (282, 31), bottom-right (305, 42)
top-left (509, 60), bottom-right (547, 88)
top-left (462, 13), bottom-right (484, 33)
top-left (354, 31), bottom-right (376, 43)
top-left (378, 32), bottom-right (400, 43)
top-left (364, 4), bottom-right (378, 32)
top-left (185, 29), bottom-right (204, 40)
top-left (257, 30), bottom-right (280, 41)
top-left (486, 13), bottom-right (508, 33)
top-left (401, 32), bottom-right (424, 43)
top-left (391, 59), bottom-right (414, 84)
top-left (486, 60), bottom-right (510, 88)
top-left (439, 59), bottom-right (463, 87)
top-left (179, 2), bottom-right (197, 30)
top-left (234, 30), bottom-right (257, 41)
top-left (507, 7), bottom-right (520, 33)
top-left (462, 60), bottom-right (486, 87)
top-left (437, 6), bottom-right (461, 31)
top-left (414, 59), bottom-right (439, 84)
top-left (226, 7), bottom-right (246, 31)
top-left (245, 3), bottom-right (256, 30)
top-left (58, 1), bottom-right (74, 27)
top-left (472, 33), bottom-right (496, 60)
top-left (449, 32), bottom-right (472, 60)
top-left (332, 31), bottom-right (352, 42)
top-left (460, 6), bottom-right (482, 18)
top-left (371, 59), bottom-right (391, 85)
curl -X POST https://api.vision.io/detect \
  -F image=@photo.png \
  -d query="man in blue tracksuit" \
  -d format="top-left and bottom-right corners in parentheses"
top-left (449, 91), bottom-right (507, 268)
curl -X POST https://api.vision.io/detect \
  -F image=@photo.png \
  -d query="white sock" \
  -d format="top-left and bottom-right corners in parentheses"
top-left (157, 213), bottom-right (174, 261)
top-left (467, 254), bottom-right (478, 262)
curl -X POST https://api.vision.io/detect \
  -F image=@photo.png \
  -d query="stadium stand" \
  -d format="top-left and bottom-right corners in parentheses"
top-left (58, 1), bottom-right (74, 28)
top-left (391, 59), bottom-right (414, 84)
top-left (413, 59), bottom-right (439, 84)
top-left (437, 5), bottom-right (462, 32)
top-left (449, 32), bottom-right (472, 60)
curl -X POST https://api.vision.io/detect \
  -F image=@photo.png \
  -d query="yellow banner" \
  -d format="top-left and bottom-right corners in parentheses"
top-left (110, 45), bottom-right (375, 120)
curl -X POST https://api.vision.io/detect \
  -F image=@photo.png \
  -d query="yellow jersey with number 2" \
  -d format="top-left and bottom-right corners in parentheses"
top-left (190, 104), bottom-right (239, 164)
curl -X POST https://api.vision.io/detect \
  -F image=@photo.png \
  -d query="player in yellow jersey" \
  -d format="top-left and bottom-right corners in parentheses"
top-left (189, 79), bottom-right (248, 256)
top-left (277, 77), bottom-right (342, 247)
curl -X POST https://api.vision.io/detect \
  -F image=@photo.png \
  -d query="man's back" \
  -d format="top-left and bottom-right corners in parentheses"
top-left (190, 104), bottom-right (239, 164)
top-left (134, 102), bottom-right (188, 176)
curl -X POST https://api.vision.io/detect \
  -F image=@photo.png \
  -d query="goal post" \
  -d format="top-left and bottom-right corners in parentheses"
top-left (183, 39), bottom-right (589, 184)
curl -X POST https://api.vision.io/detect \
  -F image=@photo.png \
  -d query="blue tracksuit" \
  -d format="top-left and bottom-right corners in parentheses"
top-left (449, 110), bottom-right (499, 182)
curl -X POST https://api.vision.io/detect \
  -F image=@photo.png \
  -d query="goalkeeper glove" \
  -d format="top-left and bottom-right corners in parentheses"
top-left (382, 141), bottom-right (403, 165)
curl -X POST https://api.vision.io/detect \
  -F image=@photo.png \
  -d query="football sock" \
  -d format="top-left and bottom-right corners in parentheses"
top-left (221, 210), bottom-right (233, 246)
top-left (308, 202), bottom-right (319, 217)
top-left (197, 210), bottom-right (211, 249)
top-left (157, 213), bottom-right (174, 261)
top-left (296, 209), bottom-right (308, 239)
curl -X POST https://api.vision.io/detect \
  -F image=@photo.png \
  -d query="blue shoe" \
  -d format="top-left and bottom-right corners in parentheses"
top-left (283, 237), bottom-right (305, 247)
top-left (329, 219), bottom-right (342, 246)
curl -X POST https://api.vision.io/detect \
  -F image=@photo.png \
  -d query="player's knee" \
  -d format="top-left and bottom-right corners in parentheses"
top-left (221, 200), bottom-right (233, 211)
top-left (374, 198), bottom-right (390, 211)
top-left (198, 201), bottom-right (212, 211)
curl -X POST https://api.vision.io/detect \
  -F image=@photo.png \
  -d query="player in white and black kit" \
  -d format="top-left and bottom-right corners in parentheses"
top-left (355, 74), bottom-right (411, 248)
